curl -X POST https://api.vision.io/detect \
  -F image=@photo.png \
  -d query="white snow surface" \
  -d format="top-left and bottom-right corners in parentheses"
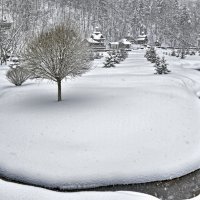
top-left (1, 50), bottom-right (200, 189)
top-left (188, 195), bottom-right (200, 200)
top-left (0, 180), bottom-right (158, 200)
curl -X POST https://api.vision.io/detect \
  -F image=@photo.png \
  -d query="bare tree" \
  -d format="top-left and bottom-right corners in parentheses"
top-left (22, 22), bottom-right (91, 101)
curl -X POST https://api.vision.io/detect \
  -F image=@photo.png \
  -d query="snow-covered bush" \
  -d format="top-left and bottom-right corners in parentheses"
top-left (113, 54), bottom-right (121, 64)
top-left (185, 49), bottom-right (190, 55)
top-left (144, 49), bottom-right (150, 58)
top-left (145, 47), bottom-right (157, 63)
top-left (103, 49), bottom-right (128, 67)
top-left (120, 49), bottom-right (128, 61)
top-left (94, 52), bottom-right (103, 59)
top-left (180, 49), bottom-right (186, 59)
top-left (6, 66), bottom-right (30, 86)
top-left (103, 54), bottom-right (115, 68)
top-left (171, 49), bottom-right (176, 56)
top-left (111, 51), bottom-right (120, 64)
top-left (190, 51), bottom-right (196, 56)
top-left (155, 56), bottom-right (170, 75)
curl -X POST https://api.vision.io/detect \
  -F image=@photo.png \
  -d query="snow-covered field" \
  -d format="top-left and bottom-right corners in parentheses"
top-left (1, 49), bottom-right (200, 190)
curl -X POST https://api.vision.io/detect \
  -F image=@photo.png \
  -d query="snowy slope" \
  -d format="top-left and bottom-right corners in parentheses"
top-left (0, 180), bottom-right (158, 200)
top-left (1, 50), bottom-right (200, 189)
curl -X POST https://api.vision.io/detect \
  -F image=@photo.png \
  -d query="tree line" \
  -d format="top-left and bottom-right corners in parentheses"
top-left (0, 0), bottom-right (200, 61)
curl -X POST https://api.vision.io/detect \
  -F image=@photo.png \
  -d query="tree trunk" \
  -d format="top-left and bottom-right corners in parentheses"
top-left (57, 79), bottom-right (62, 102)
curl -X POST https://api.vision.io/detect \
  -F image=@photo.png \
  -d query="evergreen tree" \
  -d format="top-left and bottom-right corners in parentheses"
top-left (154, 56), bottom-right (161, 74)
top-left (113, 54), bottom-right (121, 64)
top-left (145, 47), bottom-right (157, 63)
top-left (103, 54), bottom-right (115, 68)
top-left (155, 56), bottom-right (170, 75)
top-left (120, 49), bottom-right (128, 61)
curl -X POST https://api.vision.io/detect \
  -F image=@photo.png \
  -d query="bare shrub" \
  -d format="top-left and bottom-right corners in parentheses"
top-left (6, 66), bottom-right (30, 86)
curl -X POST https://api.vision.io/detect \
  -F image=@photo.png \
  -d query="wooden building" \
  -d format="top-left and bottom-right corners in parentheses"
top-left (136, 33), bottom-right (148, 45)
top-left (85, 27), bottom-right (106, 52)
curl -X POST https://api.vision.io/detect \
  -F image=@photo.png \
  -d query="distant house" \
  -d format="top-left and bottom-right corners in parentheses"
top-left (109, 42), bottom-right (119, 49)
top-left (85, 27), bottom-right (106, 52)
top-left (136, 33), bottom-right (148, 45)
top-left (109, 38), bottom-right (132, 50)
top-left (125, 36), bottom-right (136, 44)
top-left (119, 39), bottom-right (132, 49)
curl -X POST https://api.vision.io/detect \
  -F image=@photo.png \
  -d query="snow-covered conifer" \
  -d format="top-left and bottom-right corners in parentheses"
top-left (103, 54), bottom-right (115, 68)
top-left (155, 56), bottom-right (170, 75)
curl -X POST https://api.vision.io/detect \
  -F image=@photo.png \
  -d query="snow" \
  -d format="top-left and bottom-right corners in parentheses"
top-left (0, 180), bottom-right (158, 200)
top-left (91, 32), bottom-right (104, 41)
top-left (86, 38), bottom-right (100, 44)
top-left (137, 35), bottom-right (147, 41)
top-left (187, 196), bottom-right (200, 200)
top-left (119, 39), bottom-right (132, 45)
top-left (1, 49), bottom-right (200, 190)
top-left (110, 42), bottom-right (119, 45)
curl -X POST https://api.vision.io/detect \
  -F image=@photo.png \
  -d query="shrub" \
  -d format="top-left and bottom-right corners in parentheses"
top-left (180, 49), bottom-right (186, 59)
top-left (120, 49), bottom-right (128, 60)
top-left (6, 66), bottom-right (30, 86)
top-left (171, 49), bottom-right (176, 56)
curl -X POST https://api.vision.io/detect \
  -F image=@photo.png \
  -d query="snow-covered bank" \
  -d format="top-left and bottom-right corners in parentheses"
top-left (2, 179), bottom-right (200, 200)
top-left (1, 50), bottom-right (200, 189)
top-left (0, 179), bottom-right (158, 200)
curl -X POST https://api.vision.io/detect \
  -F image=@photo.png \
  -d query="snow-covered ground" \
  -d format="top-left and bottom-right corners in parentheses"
top-left (0, 180), bottom-right (158, 200)
top-left (1, 179), bottom-right (200, 200)
top-left (1, 49), bottom-right (200, 190)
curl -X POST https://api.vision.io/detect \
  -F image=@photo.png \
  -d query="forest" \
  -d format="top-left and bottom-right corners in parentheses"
top-left (0, 0), bottom-right (200, 59)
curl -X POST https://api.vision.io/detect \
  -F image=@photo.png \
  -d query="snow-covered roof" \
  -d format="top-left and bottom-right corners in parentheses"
top-left (86, 38), bottom-right (100, 44)
top-left (137, 35), bottom-right (147, 41)
top-left (91, 32), bottom-right (105, 41)
top-left (109, 42), bottom-right (119, 45)
top-left (138, 34), bottom-right (147, 38)
top-left (119, 39), bottom-right (131, 45)
top-left (137, 38), bottom-right (146, 41)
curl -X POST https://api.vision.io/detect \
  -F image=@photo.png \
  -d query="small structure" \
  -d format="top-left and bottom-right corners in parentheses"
top-left (136, 32), bottom-right (148, 45)
top-left (85, 27), bottom-right (106, 52)
top-left (109, 42), bottom-right (119, 49)
top-left (125, 36), bottom-right (136, 44)
top-left (119, 38), bottom-right (132, 49)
